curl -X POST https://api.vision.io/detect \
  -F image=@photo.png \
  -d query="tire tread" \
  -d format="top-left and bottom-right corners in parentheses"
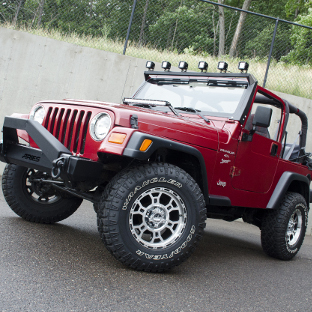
top-left (97, 163), bottom-right (206, 272)
top-left (261, 191), bottom-right (307, 260)
top-left (2, 164), bottom-right (82, 224)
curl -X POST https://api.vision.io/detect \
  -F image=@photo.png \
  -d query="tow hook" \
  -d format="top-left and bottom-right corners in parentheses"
top-left (51, 155), bottom-right (70, 179)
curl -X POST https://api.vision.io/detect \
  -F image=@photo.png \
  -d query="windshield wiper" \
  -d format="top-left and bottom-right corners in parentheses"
top-left (123, 98), bottom-right (180, 116)
top-left (175, 107), bottom-right (210, 123)
top-left (175, 107), bottom-right (197, 112)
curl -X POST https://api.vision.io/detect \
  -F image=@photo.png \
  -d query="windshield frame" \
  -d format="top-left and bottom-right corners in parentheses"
top-left (133, 73), bottom-right (257, 122)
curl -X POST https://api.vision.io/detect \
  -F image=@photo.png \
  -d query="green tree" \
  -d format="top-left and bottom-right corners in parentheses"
top-left (244, 23), bottom-right (291, 60)
top-left (281, 7), bottom-right (312, 65)
top-left (147, 2), bottom-right (216, 53)
top-left (285, 0), bottom-right (308, 19)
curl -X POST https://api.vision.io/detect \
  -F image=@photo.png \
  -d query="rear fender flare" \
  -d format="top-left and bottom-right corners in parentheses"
top-left (267, 172), bottom-right (310, 209)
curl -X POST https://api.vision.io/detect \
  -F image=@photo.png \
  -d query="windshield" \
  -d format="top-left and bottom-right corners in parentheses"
top-left (134, 78), bottom-right (247, 117)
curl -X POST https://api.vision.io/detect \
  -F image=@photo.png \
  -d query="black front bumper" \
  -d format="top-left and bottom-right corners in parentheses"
top-left (0, 117), bottom-right (102, 181)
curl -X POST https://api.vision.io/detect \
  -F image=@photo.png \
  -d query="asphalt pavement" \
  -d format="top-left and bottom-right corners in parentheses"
top-left (0, 190), bottom-right (311, 312)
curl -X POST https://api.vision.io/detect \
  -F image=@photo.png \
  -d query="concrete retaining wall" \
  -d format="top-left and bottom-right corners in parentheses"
top-left (0, 27), bottom-right (311, 234)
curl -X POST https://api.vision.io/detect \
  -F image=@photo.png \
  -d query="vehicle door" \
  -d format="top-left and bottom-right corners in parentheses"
top-left (231, 90), bottom-right (284, 193)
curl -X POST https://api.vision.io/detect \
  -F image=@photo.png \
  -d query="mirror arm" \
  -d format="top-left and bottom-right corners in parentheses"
top-left (241, 129), bottom-right (255, 142)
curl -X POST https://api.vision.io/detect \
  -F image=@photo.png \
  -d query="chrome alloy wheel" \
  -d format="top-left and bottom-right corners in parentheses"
top-left (286, 208), bottom-right (303, 247)
top-left (129, 187), bottom-right (187, 249)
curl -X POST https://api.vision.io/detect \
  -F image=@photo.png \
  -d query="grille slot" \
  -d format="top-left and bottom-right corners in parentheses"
top-left (44, 107), bottom-right (92, 155)
top-left (80, 112), bottom-right (92, 154)
top-left (73, 111), bottom-right (85, 153)
top-left (67, 110), bottom-right (78, 151)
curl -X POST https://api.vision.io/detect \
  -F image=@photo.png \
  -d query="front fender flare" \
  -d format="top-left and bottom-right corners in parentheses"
top-left (123, 132), bottom-right (209, 204)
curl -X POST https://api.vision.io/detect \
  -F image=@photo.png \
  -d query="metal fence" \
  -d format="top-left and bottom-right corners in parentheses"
top-left (2, 0), bottom-right (312, 99)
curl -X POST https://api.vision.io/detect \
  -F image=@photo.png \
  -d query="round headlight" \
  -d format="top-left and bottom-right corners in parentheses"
top-left (29, 106), bottom-right (45, 124)
top-left (90, 113), bottom-right (111, 141)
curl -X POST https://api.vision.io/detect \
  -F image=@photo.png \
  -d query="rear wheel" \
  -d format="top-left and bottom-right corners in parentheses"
top-left (261, 192), bottom-right (308, 260)
top-left (97, 163), bottom-right (206, 272)
top-left (2, 164), bottom-right (83, 223)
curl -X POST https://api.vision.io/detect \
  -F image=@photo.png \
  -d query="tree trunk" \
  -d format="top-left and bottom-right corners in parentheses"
top-left (12, 0), bottom-right (26, 27)
top-left (229, 0), bottom-right (252, 58)
top-left (212, 9), bottom-right (219, 57)
top-left (171, 18), bottom-right (178, 51)
top-left (139, 0), bottom-right (149, 46)
top-left (171, 1), bottom-right (182, 52)
top-left (295, 7), bottom-right (299, 18)
top-left (37, 0), bottom-right (45, 27)
top-left (218, 0), bottom-right (225, 57)
top-left (31, 5), bottom-right (40, 28)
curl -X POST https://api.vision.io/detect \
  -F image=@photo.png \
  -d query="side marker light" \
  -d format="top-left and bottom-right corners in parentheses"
top-left (140, 139), bottom-right (152, 152)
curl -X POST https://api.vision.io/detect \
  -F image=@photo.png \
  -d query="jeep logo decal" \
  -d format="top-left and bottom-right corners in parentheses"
top-left (22, 154), bottom-right (41, 162)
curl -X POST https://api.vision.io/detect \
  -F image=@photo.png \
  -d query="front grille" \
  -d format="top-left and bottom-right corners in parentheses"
top-left (44, 107), bottom-right (92, 155)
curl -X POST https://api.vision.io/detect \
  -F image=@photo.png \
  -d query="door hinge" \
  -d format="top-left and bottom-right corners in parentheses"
top-left (130, 114), bottom-right (138, 129)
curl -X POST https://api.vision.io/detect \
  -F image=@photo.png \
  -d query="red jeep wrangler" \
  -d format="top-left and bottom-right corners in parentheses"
top-left (1, 61), bottom-right (310, 272)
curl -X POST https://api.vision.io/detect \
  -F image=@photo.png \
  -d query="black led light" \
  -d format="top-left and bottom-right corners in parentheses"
top-left (178, 61), bottom-right (188, 72)
top-left (198, 61), bottom-right (208, 72)
top-left (218, 61), bottom-right (228, 73)
top-left (161, 61), bottom-right (171, 71)
top-left (238, 61), bottom-right (249, 73)
top-left (146, 61), bottom-right (155, 70)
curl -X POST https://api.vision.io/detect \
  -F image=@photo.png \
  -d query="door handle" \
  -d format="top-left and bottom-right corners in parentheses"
top-left (270, 143), bottom-right (278, 156)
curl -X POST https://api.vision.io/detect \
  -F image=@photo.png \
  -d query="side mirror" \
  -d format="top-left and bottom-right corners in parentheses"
top-left (242, 106), bottom-right (273, 142)
top-left (252, 106), bottom-right (272, 128)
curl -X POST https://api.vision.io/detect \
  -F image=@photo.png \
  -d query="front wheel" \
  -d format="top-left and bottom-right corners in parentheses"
top-left (2, 164), bottom-right (83, 223)
top-left (97, 163), bottom-right (206, 272)
top-left (261, 192), bottom-right (308, 260)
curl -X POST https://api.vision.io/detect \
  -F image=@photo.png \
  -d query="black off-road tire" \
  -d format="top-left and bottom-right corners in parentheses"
top-left (261, 192), bottom-right (308, 260)
top-left (97, 163), bottom-right (206, 272)
top-left (2, 164), bottom-right (83, 223)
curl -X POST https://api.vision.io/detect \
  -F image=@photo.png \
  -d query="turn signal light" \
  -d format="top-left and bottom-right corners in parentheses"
top-left (108, 133), bottom-right (127, 144)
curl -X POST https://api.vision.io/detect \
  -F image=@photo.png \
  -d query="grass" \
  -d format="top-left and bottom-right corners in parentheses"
top-left (3, 23), bottom-right (312, 99)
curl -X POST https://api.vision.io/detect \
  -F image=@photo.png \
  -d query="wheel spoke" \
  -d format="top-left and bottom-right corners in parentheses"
top-left (150, 230), bottom-right (164, 244)
top-left (167, 221), bottom-right (179, 231)
top-left (151, 193), bottom-right (160, 205)
top-left (166, 199), bottom-right (177, 211)
top-left (138, 202), bottom-right (147, 213)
